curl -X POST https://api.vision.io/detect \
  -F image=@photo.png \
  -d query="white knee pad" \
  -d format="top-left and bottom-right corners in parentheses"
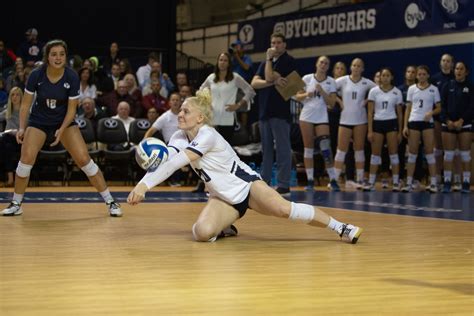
top-left (425, 153), bottom-right (435, 165)
top-left (334, 150), bottom-right (346, 163)
top-left (444, 150), bottom-right (455, 162)
top-left (289, 202), bottom-right (315, 224)
top-left (355, 150), bottom-right (365, 163)
top-left (192, 223), bottom-right (217, 242)
top-left (407, 153), bottom-right (417, 164)
top-left (370, 155), bottom-right (382, 165)
top-left (460, 150), bottom-right (471, 162)
top-left (16, 162), bottom-right (33, 178)
top-left (81, 159), bottom-right (99, 177)
top-left (389, 154), bottom-right (399, 165)
top-left (434, 148), bottom-right (443, 157)
top-left (304, 148), bottom-right (314, 159)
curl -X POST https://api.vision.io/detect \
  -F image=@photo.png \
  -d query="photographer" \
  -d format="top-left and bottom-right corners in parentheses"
top-left (229, 40), bottom-right (253, 83)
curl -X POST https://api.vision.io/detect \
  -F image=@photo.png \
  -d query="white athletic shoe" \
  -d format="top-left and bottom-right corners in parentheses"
top-left (106, 200), bottom-right (122, 217)
top-left (2, 201), bottom-right (23, 216)
top-left (338, 224), bottom-right (363, 244)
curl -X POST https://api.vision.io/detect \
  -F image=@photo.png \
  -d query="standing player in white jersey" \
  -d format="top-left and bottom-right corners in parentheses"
top-left (295, 56), bottom-right (339, 192)
top-left (364, 68), bottom-right (404, 191)
top-left (1, 39), bottom-right (122, 217)
top-left (402, 65), bottom-right (441, 193)
top-left (127, 89), bottom-right (363, 244)
top-left (334, 58), bottom-right (376, 188)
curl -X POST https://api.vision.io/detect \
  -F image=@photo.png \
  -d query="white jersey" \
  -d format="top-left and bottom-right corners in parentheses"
top-left (368, 86), bottom-right (403, 121)
top-left (299, 74), bottom-right (337, 124)
top-left (168, 125), bottom-right (260, 205)
top-left (151, 110), bottom-right (179, 143)
top-left (336, 75), bottom-right (376, 125)
top-left (406, 84), bottom-right (441, 122)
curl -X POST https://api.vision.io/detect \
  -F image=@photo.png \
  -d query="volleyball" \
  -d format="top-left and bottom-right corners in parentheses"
top-left (135, 137), bottom-right (169, 171)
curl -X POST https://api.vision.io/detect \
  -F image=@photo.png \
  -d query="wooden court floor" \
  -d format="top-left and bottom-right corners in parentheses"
top-left (0, 187), bottom-right (472, 315)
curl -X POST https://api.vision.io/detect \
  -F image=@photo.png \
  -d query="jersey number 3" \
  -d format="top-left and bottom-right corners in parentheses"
top-left (46, 99), bottom-right (57, 109)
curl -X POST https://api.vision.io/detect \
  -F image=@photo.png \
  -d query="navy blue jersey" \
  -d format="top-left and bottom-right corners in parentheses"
top-left (431, 71), bottom-right (454, 92)
top-left (26, 66), bottom-right (80, 126)
top-left (441, 79), bottom-right (474, 124)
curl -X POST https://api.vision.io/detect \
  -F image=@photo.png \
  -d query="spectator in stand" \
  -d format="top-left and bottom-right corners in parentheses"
top-left (112, 101), bottom-right (135, 135)
top-left (109, 62), bottom-right (121, 90)
top-left (175, 72), bottom-right (188, 91)
top-left (230, 40), bottom-right (253, 83)
top-left (102, 42), bottom-right (121, 75)
top-left (78, 67), bottom-right (97, 101)
top-left (136, 52), bottom-right (159, 89)
top-left (5, 63), bottom-right (26, 92)
top-left (142, 79), bottom-right (169, 116)
top-left (89, 56), bottom-right (113, 96)
top-left (76, 97), bottom-right (105, 133)
top-left (0, 78), bottom-right (7, 107)
top-left (440, 61), bottom-right (473, 193)
top-left (146, 107), bottom-right (159, 124)
top-left (98, 80), bottom-right (140, 117)
top-left (69, 55), bottom-right (83, 73)
top-left (17, 28), bottom-right (44, 67)
top-left (179, 84), bottom-right (193, 102)
top-left (0, 87), bottom-right (22, 187)
top-left (0, 40), bottom-right (16, 77)
top-left (123, 73), bottom-right (143, 115)
top-left (142, 69), bottom-right (169, 98)
top-left (251, 32), bottom-right (297, 196)
top-left (119, 58), bottom-right (134, 78)
top-left (200, 52), bottom-right (255, 142)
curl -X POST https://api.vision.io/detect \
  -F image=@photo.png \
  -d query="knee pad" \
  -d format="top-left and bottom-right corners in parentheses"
top-left (444, 150), bottom-right (455, 162)
top-left (16, 162), bottom-right (33, 178)
top-left (303, 148), bottom-right (314, 159)
top-left (355, 150), bottom-right (365, 163)
top-left (317, 136), bottom-right (333, 165)
top-left (460, 150), bottom-right (471, 162)
top-left (389, 154), bottom-right (399, 165)
top-left (434, 148), bottom-right (443, 157)
top-left (289, 202), bottom-right (315, 224)
top-left (370, 155), bottom-right (382, 165)
top-left (407, 153), bottom-right (417, 164)
top-left (81, 159), bottom-right (99, 177)
top-left (335, 149), bottom-right (346, 163)
top-left (425, 153), bottom-right (435, 165)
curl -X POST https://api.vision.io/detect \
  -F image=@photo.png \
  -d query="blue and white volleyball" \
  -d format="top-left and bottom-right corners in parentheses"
top-left (135, 137), bottom-right (169, 171)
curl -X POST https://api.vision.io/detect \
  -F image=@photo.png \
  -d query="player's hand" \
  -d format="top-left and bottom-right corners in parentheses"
top-left (402, 127), bottom-right (409, 138)
top-left (225, 103), bottom-right (240, 112)
top-left (127, 183), bottom-right (148, 205)
top-left (266, 48), bottom-right (276, 60)
top-left (367, 131), bottom-right (374, 143)
top-left (50, 128), bottom-right (64, 147)
top-left (275, 77), bottom-right (288, 88)
top-left (423, 112), bottom-right (432, 122)
top-left (16, 129), bottom-right (25, 144)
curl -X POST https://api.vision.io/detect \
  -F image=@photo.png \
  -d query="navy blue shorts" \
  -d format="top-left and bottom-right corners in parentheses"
top-left (28, 121), bottom-right (77, 145)
top-left (232, 192), bottom-right (250, 218)
top-left (373, 119), bottom-right (398, 134)
top-left (407, 121), bottom-right (434, 131)
top-left (441, 124), bottom-right (472, 134)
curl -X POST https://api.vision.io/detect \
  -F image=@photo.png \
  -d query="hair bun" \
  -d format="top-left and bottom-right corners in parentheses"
top-left (196, 88), bottom-right (212, 107)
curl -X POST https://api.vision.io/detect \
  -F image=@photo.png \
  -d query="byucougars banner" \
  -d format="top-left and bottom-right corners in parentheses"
top-left (237, 0), bottom-right (474, 53)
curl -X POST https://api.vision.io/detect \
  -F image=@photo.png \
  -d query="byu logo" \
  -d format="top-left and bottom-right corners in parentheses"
top-left (64, 82), bottom-right (70, 89)
top-left (105, 119), bottom-right (118, 129)
top-left (273, 22), bottom-right (285, 36)
top-left (75, 118), bottom-right (86, 128)
top-left (137, 119), bottom-right (150, 129)
top-left (442, 0), bottom-right (458, 14)
top-left (405, 3), bottom-right (426, 29)
top-left (239, 24), bottom-right (254, 44)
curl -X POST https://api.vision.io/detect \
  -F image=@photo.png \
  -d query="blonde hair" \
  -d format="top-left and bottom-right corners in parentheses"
top-left (187, 88), bottom-right (213, 126)
top-left (6, 87), bottom-right (23, 120)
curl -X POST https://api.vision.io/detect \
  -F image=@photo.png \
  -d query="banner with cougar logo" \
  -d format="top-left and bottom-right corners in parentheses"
top-left (237, 0), bottom-right (474, 53)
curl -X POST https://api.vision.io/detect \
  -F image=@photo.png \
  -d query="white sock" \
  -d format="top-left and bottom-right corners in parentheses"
top-left (431, 177), bottom-right (437, 186)
top-left (392, 174), bottom-right (399, 184)
top-left (326, 167), bottom-right (336, 180)
top-left (406, 176), bottom-right (413, 185)
top-left (368, 174), bottom-right (376, 185)
top-left (463, 172), bottom-right (471, 183)
top-left (356, 169), bottom-right (364, 183)
top-left (305, 168), bottom-right (314, 182)
top-left (443, 171), bottom-right (452, 183)
top-left (100, 189), bottom-right (114, 203)
top-left (327, 217), bottom-right (343, 232)
top-left (13, 193), bottom-right (24, 204)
